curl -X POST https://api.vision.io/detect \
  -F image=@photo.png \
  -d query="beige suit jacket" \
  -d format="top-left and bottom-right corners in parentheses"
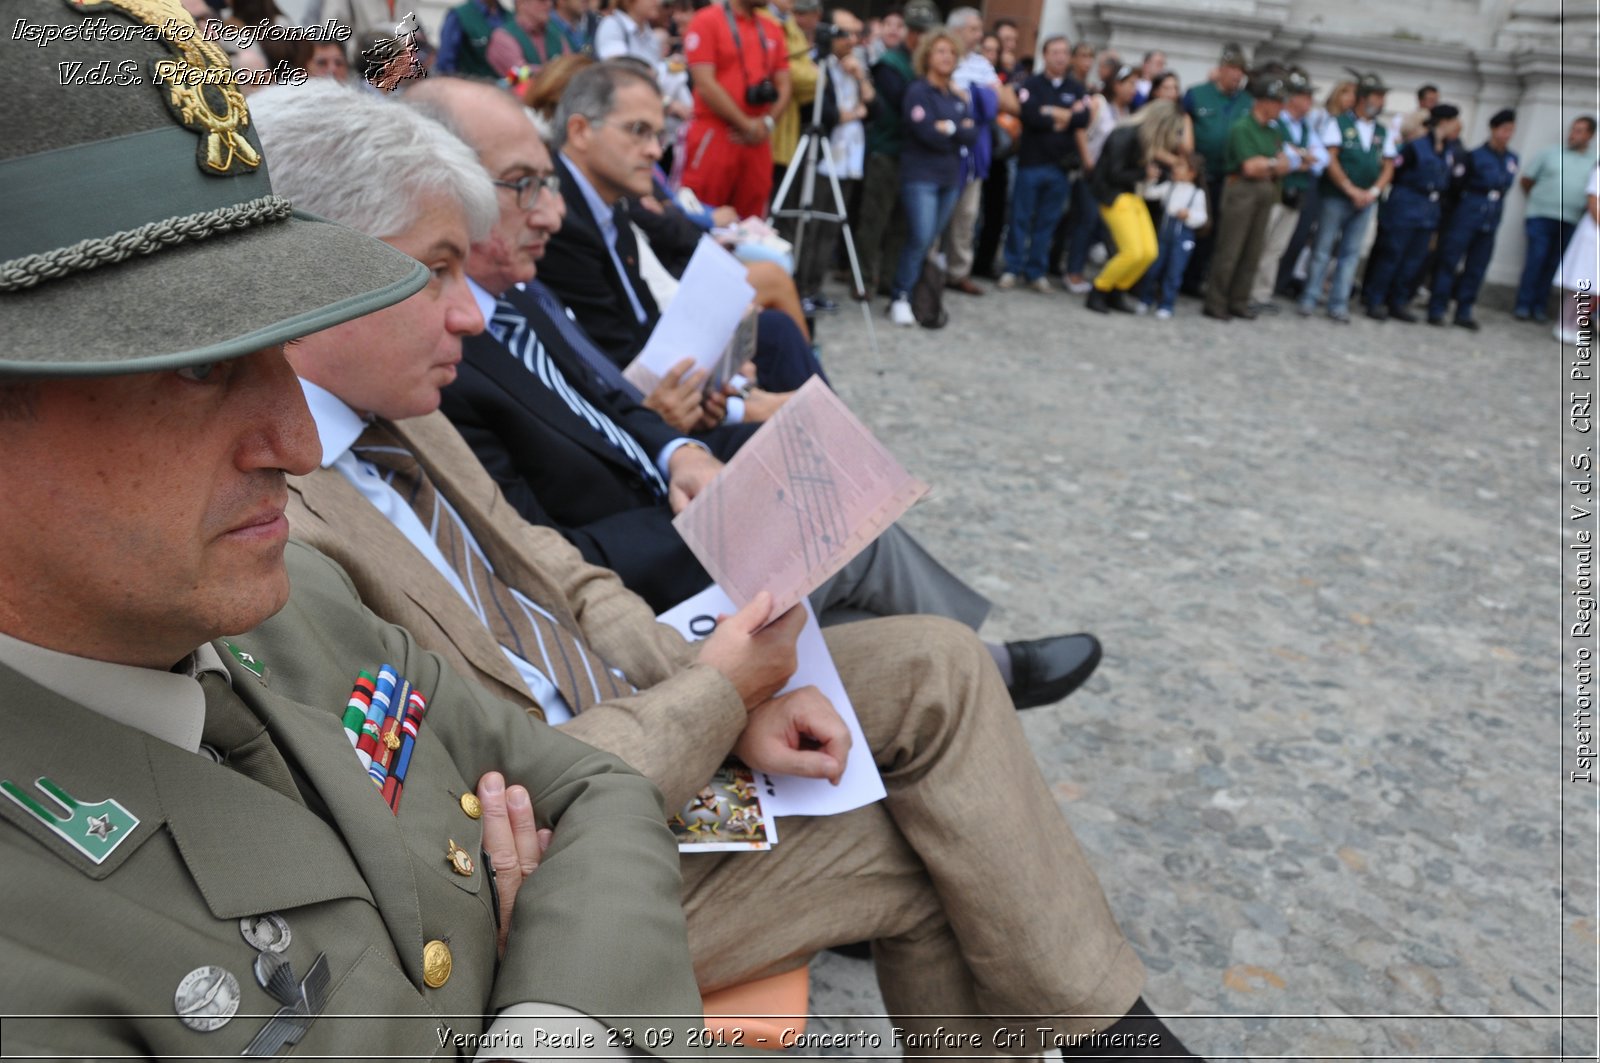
top-left (287, 411), bottom-right (748, 811)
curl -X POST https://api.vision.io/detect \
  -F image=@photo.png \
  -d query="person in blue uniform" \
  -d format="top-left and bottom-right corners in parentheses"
top-left (1363, 103), bottom-right (1461, 322)
top-left (1428, 108), bottom-right (1519, 330)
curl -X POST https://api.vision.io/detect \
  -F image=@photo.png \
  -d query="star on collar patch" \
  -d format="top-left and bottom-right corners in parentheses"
top-left (1, 776), bottom-right (140, 865)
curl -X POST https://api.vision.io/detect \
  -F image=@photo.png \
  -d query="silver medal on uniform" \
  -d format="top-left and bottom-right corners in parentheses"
top-left (173, 965), bottom-right (241, 1032)
top-left (239, 912), bottom-right (292, 953)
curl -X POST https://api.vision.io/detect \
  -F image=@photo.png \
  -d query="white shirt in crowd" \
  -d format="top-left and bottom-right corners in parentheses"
top-left (821, 54), bottom-right (866, 179)
top-left (1143, 179), bottom-right (1209, 231)
top-left (953, 51), bottom-right (999, 93)
top-left (594, 9), bottom-right (662, 67)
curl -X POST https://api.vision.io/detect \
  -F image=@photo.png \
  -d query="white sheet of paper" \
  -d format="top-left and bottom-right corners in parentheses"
top-left (623, 236), bottom-right (755, 393)
top-left (657, 584), bottom-right (887, 817)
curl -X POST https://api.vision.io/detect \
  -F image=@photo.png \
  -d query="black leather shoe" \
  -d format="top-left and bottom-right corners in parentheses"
top-left (1058, 997), bottom-right (1202, 1059)
top-left (1365, 303), bottom-right (1389, 321)
top-left (1428, 315), bottom-right (1446, 326)
top-left (1202, 306), bottom-right (1231, 322)
top-left (1106, 290), bottom-right (1136, 313)
top-left (1389, 305), bottom-right (1418, 323)
top-left (1005, 634), bottom-right (1102, 709)
top-left (1085, 288), bottom-right (1110, 313)
top-left (827, 941), bottom-right (872, 960)
top-left (1455, 317), bottom-right (1481, 331)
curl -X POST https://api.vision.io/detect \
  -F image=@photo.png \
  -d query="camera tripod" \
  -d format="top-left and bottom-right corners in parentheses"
top-left (769, 60), bottom-right (881, 371)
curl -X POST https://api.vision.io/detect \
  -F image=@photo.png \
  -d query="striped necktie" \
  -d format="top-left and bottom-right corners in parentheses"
top-left (524, 282), bottom-right (645, 402)
top-left (488, 295), bottom-right (668, 497)
top-left (350, 421), bottom-right (629, 714)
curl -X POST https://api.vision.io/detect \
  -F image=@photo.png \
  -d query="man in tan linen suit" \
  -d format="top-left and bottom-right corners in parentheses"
top-left (259, 80), bottom-right (1195, 1057)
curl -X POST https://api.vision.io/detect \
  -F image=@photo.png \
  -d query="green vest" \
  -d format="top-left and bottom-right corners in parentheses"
top-left (449, 0), bottom-right (537, 80)
top-left (865, 46), bottom-right (915, 157)
top-left (1187, 81), bottom-right (1249, 170)
top-left (1279, 114), bottom-right (1313, 192)
top-left (1320, 112), bottom-right (1386, 199)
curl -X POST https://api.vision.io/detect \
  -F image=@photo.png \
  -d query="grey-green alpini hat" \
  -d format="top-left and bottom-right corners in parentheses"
top-left (0, 0), bottom-right (428, 376)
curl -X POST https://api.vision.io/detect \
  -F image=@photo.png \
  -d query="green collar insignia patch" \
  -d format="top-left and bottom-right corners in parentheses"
top-left (223, 641), bottom-right (265, 679)
top-left (1, 776), bottom-right (140, 864)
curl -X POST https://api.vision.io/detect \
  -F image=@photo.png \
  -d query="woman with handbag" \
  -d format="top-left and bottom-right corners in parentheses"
top-left (888, 31), bottom-right (980, 326)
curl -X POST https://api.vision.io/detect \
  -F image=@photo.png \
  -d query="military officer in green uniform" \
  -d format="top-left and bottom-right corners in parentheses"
top-left (1202, 66), bottom-right (1289, 321)
top-left (1180, 41), bottom-right (1252, 295)
top-left (1296, 69), bottom-right (1397, 323)
top-left (435, 0), bottom-right (543, 79)
top-left (0, 0), bottom-right (713, 1056)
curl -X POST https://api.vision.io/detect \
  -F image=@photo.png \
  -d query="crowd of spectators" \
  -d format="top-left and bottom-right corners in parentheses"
top-left (219, 0), bottom-right (1598, 339)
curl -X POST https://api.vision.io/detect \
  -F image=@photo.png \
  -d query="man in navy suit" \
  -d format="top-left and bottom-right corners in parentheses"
top-left (408, 71), bottom-right (1105, 711)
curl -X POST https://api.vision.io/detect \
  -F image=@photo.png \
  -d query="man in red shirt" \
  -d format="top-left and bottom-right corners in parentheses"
top-left (680, 0), bottom-right (791, 218)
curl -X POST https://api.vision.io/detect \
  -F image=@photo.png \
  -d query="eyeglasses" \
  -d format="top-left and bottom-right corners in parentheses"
top-left (603, 118), bottom-right (669, 150)
top-left (492, 172), bottom-right (562, 210)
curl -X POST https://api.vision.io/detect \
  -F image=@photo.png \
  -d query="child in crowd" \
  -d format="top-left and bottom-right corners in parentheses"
top-left (1138, 151), bottom-right (1209, 318)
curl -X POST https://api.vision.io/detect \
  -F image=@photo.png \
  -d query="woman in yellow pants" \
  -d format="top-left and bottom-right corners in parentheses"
top-left (1086, 100), bottom-right (1190, 312)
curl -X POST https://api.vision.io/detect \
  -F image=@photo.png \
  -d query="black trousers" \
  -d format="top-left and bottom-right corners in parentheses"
top-left (973, 158), bottom-right (1012, 278)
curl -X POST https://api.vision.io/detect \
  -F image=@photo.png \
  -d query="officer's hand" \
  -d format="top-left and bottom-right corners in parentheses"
top-left (645, 358), bottom-right (709, 433)
top-left (666, 444), bottom-right (722, 513)
top-left (476, 771), bottom-right (552, 960)
top-left (742, 387), bottom-right (790, 422)
top-left (696, 591), bottom-right (804, 708)
top-left (700, 387), bottom-right (729, 429)
top-left (734, 686), bottom-right (851, 784)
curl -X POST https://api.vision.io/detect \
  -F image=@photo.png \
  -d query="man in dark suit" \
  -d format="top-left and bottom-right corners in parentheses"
top-left (535, 66), bottom-right (822, 394)
top-left (409, 71), bottom-right (1105, 710)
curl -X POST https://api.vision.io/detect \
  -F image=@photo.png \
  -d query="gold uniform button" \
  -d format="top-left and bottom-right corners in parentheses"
top-left (446, 838), bottom-right (475, 876)
top-left (422, 940), bottom-right (452, 988)
top-left (459, 793), bottom-right (483, 819)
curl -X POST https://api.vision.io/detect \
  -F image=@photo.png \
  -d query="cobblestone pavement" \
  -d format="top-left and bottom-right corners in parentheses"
top-left (782, 281), bottom-right (1594, 1060)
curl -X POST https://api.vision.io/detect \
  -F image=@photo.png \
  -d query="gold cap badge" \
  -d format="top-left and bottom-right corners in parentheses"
top-left (66, 0), bottom-right (262, 175)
